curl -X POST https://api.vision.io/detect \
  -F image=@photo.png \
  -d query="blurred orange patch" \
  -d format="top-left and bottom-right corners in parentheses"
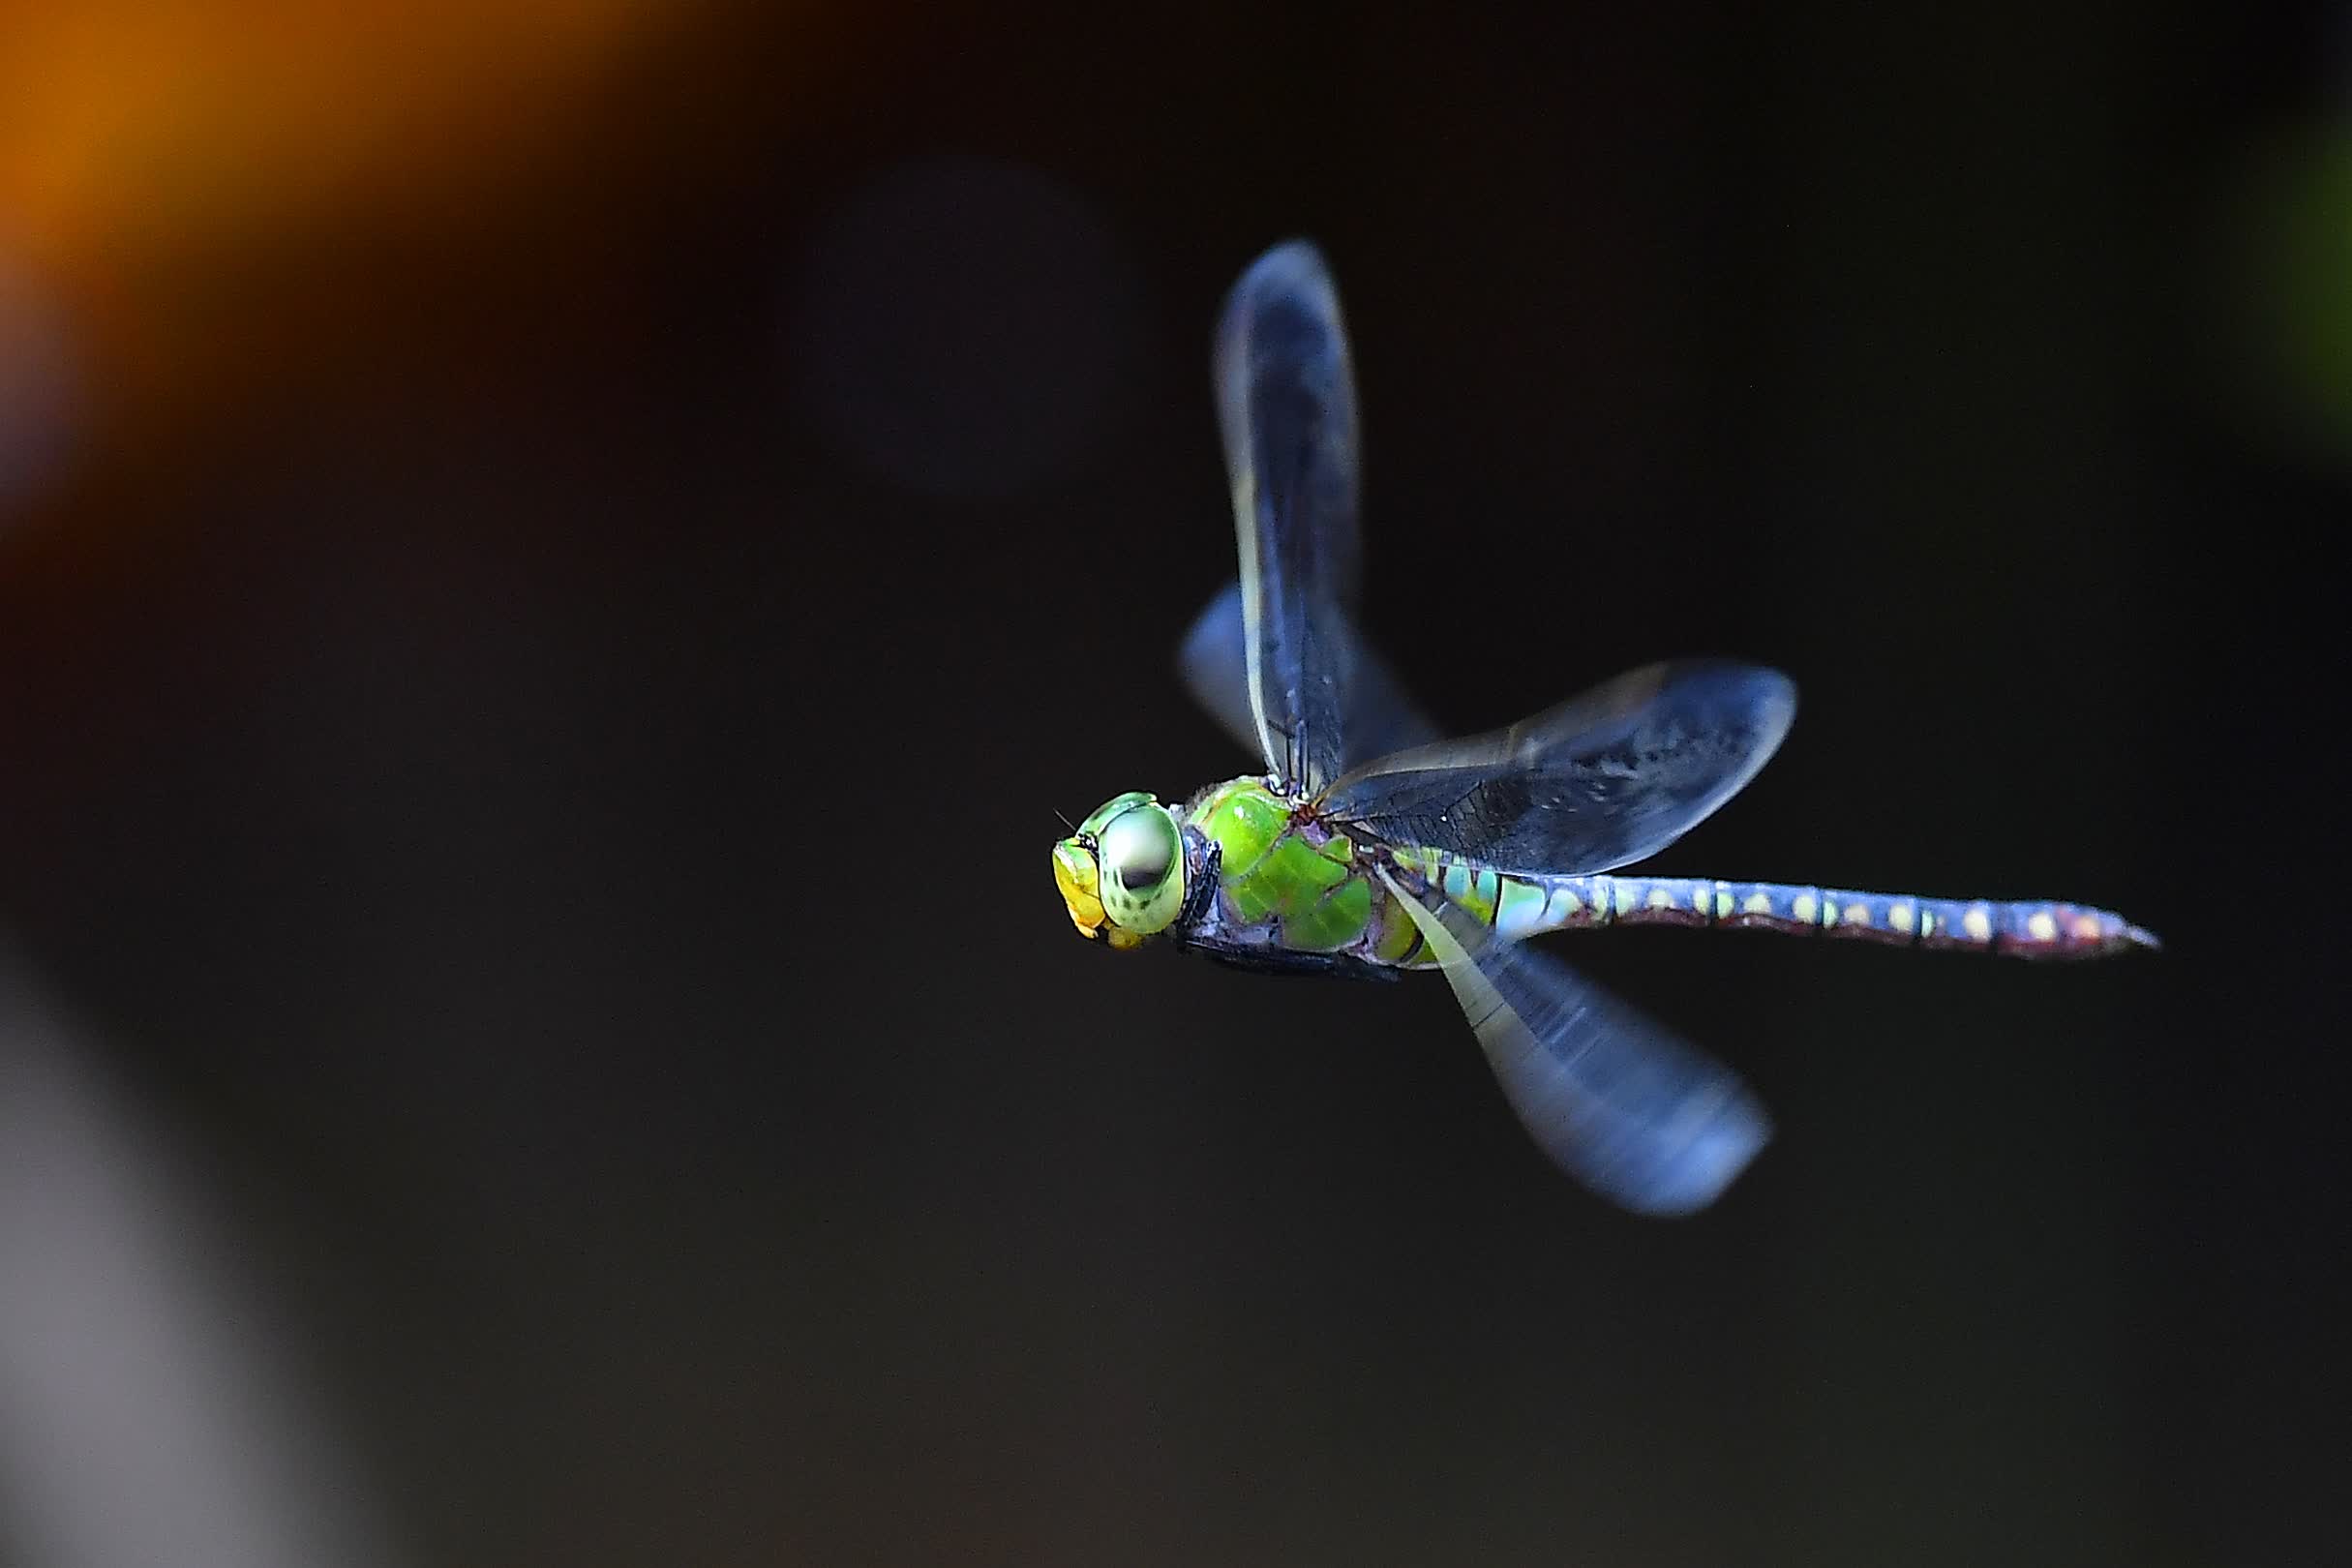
top-left (1, 1), bottom-right (684, 254)
top-left (0, 0), bottom-right (728, 443)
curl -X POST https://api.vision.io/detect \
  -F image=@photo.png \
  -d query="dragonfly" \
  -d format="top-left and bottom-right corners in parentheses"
top-left (1049, 239), bottom-right (2157, 1217)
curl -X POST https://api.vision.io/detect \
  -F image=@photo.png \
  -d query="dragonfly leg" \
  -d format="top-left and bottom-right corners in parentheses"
top-left (1179, 941), bottom-right (1403, 982)
top-left (1177, 836), bottom-right (1222, 931)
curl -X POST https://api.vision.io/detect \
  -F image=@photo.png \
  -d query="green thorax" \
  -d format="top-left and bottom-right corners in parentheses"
top-left (1184, 777), bottom-right (1420, 960)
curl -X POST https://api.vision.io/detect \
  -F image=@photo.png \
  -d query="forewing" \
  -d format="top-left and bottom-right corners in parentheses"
top-left (1381, 872), bottom-right (1770, 1216)
top-left (1214, 240), bottom-right (1364, 792)
top-left (1323, 661), bottom-right (1795, 877)
top-left (1179, 580), bottom-right (1440, 769)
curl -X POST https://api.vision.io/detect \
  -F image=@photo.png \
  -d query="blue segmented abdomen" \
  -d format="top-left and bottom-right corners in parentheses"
top-left (1393, 853), bottom-right (2158, 961)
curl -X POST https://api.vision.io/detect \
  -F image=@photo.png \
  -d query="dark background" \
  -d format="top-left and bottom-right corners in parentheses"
top-left (1, 4), bottom-right (2345, 1565)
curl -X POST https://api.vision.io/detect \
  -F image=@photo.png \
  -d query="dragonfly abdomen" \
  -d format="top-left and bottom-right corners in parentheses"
top-left (1479, 870), bottom-right (2157, 959)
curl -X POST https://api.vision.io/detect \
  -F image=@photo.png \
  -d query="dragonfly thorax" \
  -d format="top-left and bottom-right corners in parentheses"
top-left (1050, 791), bottom-right (1188, 950)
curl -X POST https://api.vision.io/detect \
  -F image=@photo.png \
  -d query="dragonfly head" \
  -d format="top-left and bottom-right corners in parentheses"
top-left (1051, 791), bottom-right (1187, 951)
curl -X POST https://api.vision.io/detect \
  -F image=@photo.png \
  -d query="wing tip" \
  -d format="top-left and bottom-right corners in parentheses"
top-left (1595, 1093), bottom-right (1774, 1219)
top-left (1729, 662), bottom-right (1800, 756)
top-left (1244, 236), bottom-right (1331, 284)
top-left (1223, 239), bottom-right (1342, 333)
top-left (1177, 580), bottom-right (1243, 658)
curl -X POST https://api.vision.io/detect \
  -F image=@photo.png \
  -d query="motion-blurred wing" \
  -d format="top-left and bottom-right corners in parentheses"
top-left (1214, 240), bottom-right (1364, 793)
top-left (1323, 661), bottom-right (1795, 877)
top-left (1381, 871), bottom-right (1770, 1216)
top-left (1179, 580), bottom-right (1439, 769)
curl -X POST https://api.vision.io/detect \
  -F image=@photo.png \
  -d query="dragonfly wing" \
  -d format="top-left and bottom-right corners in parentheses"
top-left (1381, 871), bottom-right (1770, 1215)
top-left (1179, 579), bottom-right (1441, 769)
top-left (1322, 660), bottom-right (1796, 877)
top-left (1214, 240), bottom-right (1364, 793)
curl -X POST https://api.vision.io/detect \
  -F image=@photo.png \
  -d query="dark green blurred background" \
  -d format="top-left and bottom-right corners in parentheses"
top-left (1, 3), bottom-right (2344, 1565)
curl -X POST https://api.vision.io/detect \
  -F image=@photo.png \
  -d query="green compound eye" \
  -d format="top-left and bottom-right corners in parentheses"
top-left (1094, 802), bottom-right (1185, 935)
top-left (1077, 790), bottom-right (1153, 839)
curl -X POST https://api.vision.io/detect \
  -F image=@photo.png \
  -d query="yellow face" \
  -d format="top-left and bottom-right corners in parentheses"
top-left (1051, 792), bottom-right (1186, 951)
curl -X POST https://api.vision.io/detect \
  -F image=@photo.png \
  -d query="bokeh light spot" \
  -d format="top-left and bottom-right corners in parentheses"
top-left (2206, 118), bottom-right (2352, 467)
top-left (0, 247), bottom-right (80, 522)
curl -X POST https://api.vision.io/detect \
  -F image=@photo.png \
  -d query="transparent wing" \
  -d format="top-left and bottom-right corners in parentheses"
top-left (1179, 580), bottom-right (1439, 769)
top-left (1214, 239), bottom-right (1363, 793)
top-left (1381, 871), bottom-right (1770, 1216)
top-left (1322, 661), bottom-right (1796, 878)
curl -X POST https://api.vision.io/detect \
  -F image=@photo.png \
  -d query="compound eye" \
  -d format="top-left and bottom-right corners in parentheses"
top-left (1076, 790), bottom-right (1153, 839)
top-left (1100, 806), bottom-right (1174, 894)
top-left (1095, 804), bottom-right (1184, 934)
